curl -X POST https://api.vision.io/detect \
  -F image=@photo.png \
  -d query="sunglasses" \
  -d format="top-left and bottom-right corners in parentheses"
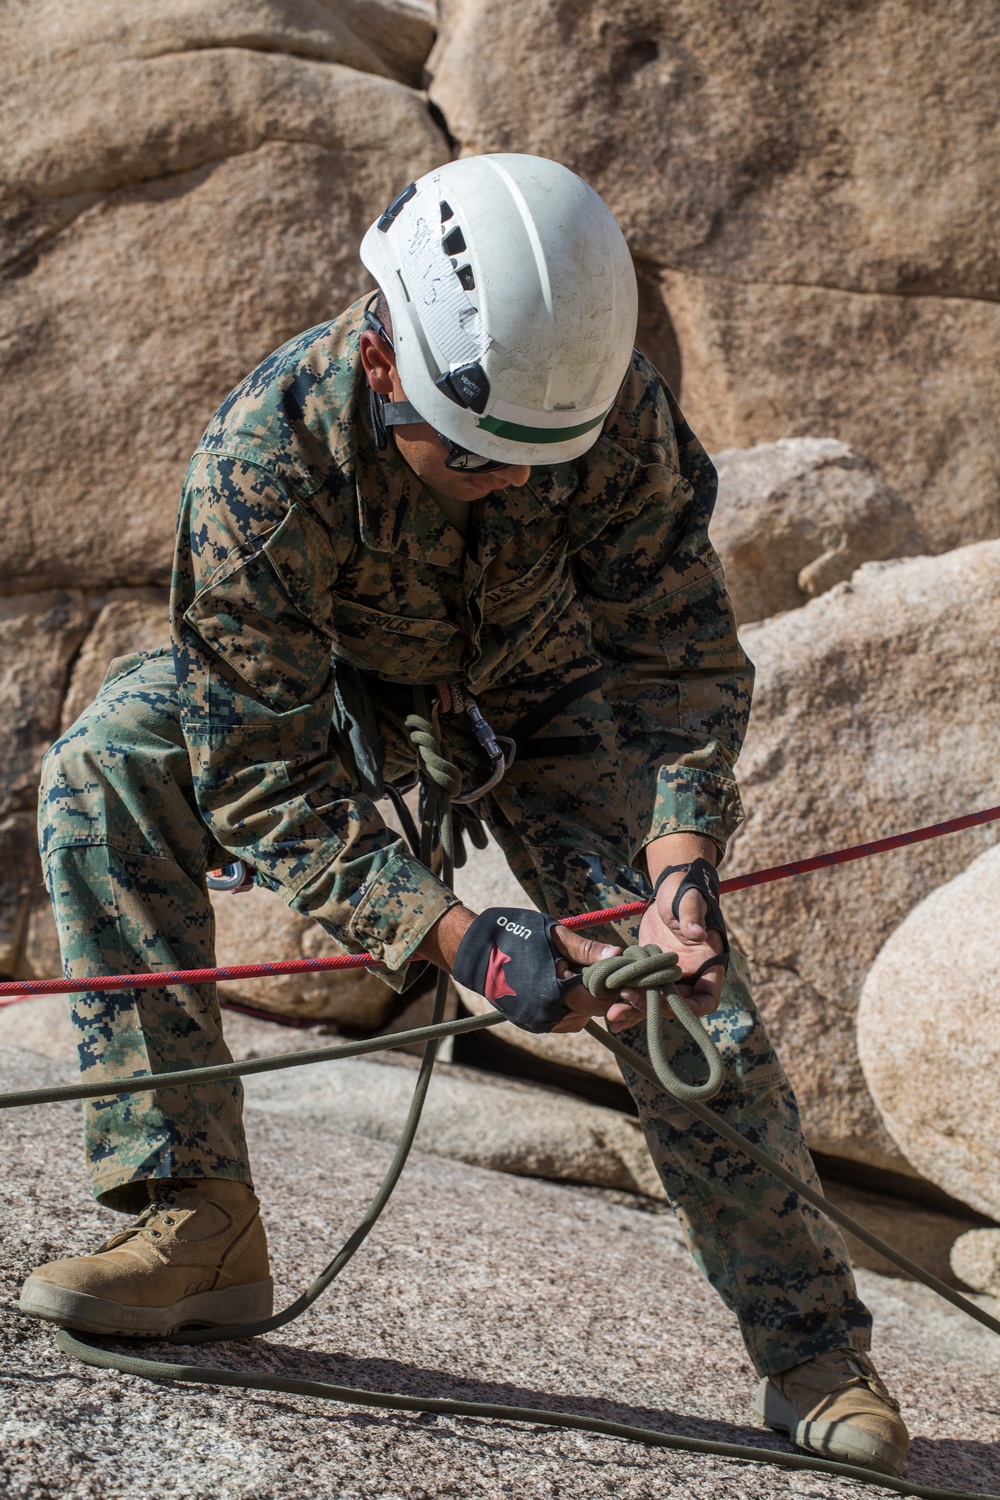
top-left (363, 295), bottom-right (509, 474)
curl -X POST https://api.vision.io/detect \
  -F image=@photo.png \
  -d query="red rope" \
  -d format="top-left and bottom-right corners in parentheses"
top-left (562, 803), bottom-right (1000, 927)
top-left (1, 804), bottom-right (997, 1005)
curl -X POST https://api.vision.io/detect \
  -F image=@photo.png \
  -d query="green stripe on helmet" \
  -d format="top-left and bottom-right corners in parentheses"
top-left (475, 411), bottom-right (607, 445)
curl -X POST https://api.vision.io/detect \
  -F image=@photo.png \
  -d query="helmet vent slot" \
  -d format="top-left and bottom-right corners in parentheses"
top-left (442, 226), bottom-right (467, 256)
top-left (440, 201), bottom-right (454, 222)
top-left (456, 264), bottom-right (476, 291)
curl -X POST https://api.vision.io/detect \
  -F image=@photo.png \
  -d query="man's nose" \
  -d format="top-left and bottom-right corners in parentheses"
top-left (498, 465), bottom-right (532, 487)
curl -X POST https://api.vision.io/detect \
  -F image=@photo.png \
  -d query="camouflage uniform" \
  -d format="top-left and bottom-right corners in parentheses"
top-left (39, 297), bottom-right (871, 1375)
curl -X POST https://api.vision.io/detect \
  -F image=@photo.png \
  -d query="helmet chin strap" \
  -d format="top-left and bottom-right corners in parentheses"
top-left (368, 384), bottom-right (508, 474)
top-left (381, 399), bottom-right (425, 427)
top-left (368, 387), bottom-right (425, 452)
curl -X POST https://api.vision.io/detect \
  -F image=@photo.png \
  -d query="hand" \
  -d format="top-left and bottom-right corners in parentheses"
top-left (634, 869), bottom-right (724, 1021)
top-left (419, 906), bottom-right (645, 1035)
top-left (600, 831), bottom-right (726, 1032)
top-left (548, 925), bottom-right (647, 1034)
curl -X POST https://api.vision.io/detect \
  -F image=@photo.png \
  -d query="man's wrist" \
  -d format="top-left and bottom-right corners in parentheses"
top-left (415, 903), bottom-right (478, 972)
top-left (646, 832), bottom-right (718, 889)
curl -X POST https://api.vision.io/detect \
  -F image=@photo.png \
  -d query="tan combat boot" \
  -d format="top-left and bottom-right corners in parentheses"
top-left (754, 1348), bottom-right (909, 1476)
top-left (19, 1178), bottom-right (273, 1337)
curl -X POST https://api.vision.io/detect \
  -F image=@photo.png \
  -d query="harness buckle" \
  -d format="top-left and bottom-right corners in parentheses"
top-left (206, 861), bottom-right (256, 894)
top-left (436, 684), bottom-right (516, 805)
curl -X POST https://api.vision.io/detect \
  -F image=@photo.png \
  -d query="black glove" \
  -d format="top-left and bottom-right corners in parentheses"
top-left (452, 907), bottom-right (578, 1033)
top-left (652, 857), bottom-right (730, 980)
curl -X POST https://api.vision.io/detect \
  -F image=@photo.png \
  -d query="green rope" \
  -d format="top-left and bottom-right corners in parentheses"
top-left (13, 717), bottom-right (1000, 1497)
top-left (50, 1333), bottom-right (998, 1500)
top-left (0, 1012), bottom-right (503, 1112)
top-left (583, 946), bottom-right (725, 1103)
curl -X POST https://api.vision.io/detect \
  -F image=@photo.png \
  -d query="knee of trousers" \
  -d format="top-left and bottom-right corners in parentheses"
top-left (39, 722), bottom-right (116, 844)
top-left (38, 716), bottom-right (179, 871)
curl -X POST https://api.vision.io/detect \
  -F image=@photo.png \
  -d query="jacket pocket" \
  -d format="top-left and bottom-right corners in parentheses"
top-left (483, 538), bottom-right (570, 619)
top-left (324, 593), bottom-right (460, 682)
top-left (183, 549), bottom-right (333, 713)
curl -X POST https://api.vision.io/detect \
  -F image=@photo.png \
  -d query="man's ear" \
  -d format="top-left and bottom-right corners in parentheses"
top-left (359, 329), bottom-right (396, 395)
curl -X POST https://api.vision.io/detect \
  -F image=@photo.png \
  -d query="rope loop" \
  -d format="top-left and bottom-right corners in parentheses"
top-left (583, 943), bottom-right (725, 1105)
top-left (404, 713), bottom-right (463, 797)
top-left (583, 944), bottom-right (683, 999)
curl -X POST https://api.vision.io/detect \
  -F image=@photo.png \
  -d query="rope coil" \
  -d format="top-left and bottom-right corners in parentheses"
top-left (583, 945), bottom-right (725, 1104)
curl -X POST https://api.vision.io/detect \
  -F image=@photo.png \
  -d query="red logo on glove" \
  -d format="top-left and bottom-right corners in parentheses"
top-left (484, 946), bottom-right (516, 1001)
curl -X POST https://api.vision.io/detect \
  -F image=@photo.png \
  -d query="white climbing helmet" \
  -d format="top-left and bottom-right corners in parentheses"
top-left (359, 154), bottom-right (638, 467)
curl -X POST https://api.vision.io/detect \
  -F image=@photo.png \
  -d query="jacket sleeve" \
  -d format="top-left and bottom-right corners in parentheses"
top-left (569, 354), bottom-right (753, 864)
top-left (170, 451), bottom-right (460, 980)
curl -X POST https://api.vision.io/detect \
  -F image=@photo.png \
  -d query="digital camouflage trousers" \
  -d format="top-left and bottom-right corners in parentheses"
top-left (38, 648), bottom-right (872, 1375)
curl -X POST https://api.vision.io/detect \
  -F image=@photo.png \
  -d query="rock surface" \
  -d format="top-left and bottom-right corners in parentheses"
top-left (822, 1181), bottom-right (980, 1292)
top-left (951, 1230), bottom-right (1000, 1299)
top-left (59, 590), bottom-right (170, 732)
top-left (0, 593), bottom-right (90, 816)
top-left (211, 882), bottom-right (399, 1026)
top-left (725, 542), bottom-right (1000, 1171)
top-left (712, 439), bottom-right (925, 626)
top-left (857, 844), bottom-right (1000, 1219)
top-left (0, 817), bottom-right (41, 977)
top-left (245, 1048), bottom-right (664, 1199)
top-left (0, 995), bottom-right (660, 1197)
top-left (663, 270), bottom-right (1000, 554)
top-left (2, 999), bottom-right (987, 1288)
top-left (428, 0), bottom-right (1000, 549)
top-left (2, 1044), bottom-right (1000, 1499)
top-left (0, 1), bottom-right (447, 591)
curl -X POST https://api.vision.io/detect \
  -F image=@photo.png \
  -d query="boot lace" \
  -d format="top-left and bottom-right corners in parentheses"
top-left (99, 1188), bottom-right (185, 1250)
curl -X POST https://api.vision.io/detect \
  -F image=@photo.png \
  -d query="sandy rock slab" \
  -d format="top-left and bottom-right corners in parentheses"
top-left (0, 999), bottom-right (987, 1289)
top-left (952, 1230), bottom-right (1000, 1299)
top-left (430, 0), bottom-right (1000, 301)
top-left (59, 590), bottom-right (170, 732)
top-left (726, 541), bottom-right (1000, 1173)
top-left (3, 1048), bottom-right (1000, 1499)
top-left (0, 1), bottom-right (447, 591)
top-left (0, 592), bottom-right (90, 816)
top-left (663, 268), bottom-right (1000, 553)
top-left (712, 438), bottom-right (925, 627)
top-left (0, 816), bottom-right (40, 977)
top-left (0, 997), bottom-right (661, 1198)
top-left (858, 844), bottom-right (1000, 1222)
top-left (244, 1048), bottom-right (664, 1199)
top-left (429, 0), bottom-right (1000, 551)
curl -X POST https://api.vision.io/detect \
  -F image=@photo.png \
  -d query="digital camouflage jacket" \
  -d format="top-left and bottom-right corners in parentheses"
top-left (171, 296), bottom-right (753, 972)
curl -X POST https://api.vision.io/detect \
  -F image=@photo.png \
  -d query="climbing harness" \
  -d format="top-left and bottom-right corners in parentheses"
top-left (433, 682), bottom-right (516, 805)
top-left (503, 663), bottom-right (607, 763)
top-left (205, 664), bottom-right (604, 895)
top-left (3, 781), bottom-right (1000, 1497)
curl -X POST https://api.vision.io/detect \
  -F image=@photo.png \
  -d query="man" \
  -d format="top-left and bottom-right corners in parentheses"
top-left (21, 154), bottom-right (908, 1476)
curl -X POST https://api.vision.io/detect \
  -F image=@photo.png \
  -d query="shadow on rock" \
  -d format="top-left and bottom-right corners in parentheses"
top-left (904, 1436), bottom-right (1000, 1492)
top-left (87, 1338), bottom-right (1000, 1490)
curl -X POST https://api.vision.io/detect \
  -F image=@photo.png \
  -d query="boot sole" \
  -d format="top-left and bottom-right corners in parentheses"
top-left (18, 1276), bottom-right (274, 1337)
top-left (753, 1377), bottom-right (907, 1477)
